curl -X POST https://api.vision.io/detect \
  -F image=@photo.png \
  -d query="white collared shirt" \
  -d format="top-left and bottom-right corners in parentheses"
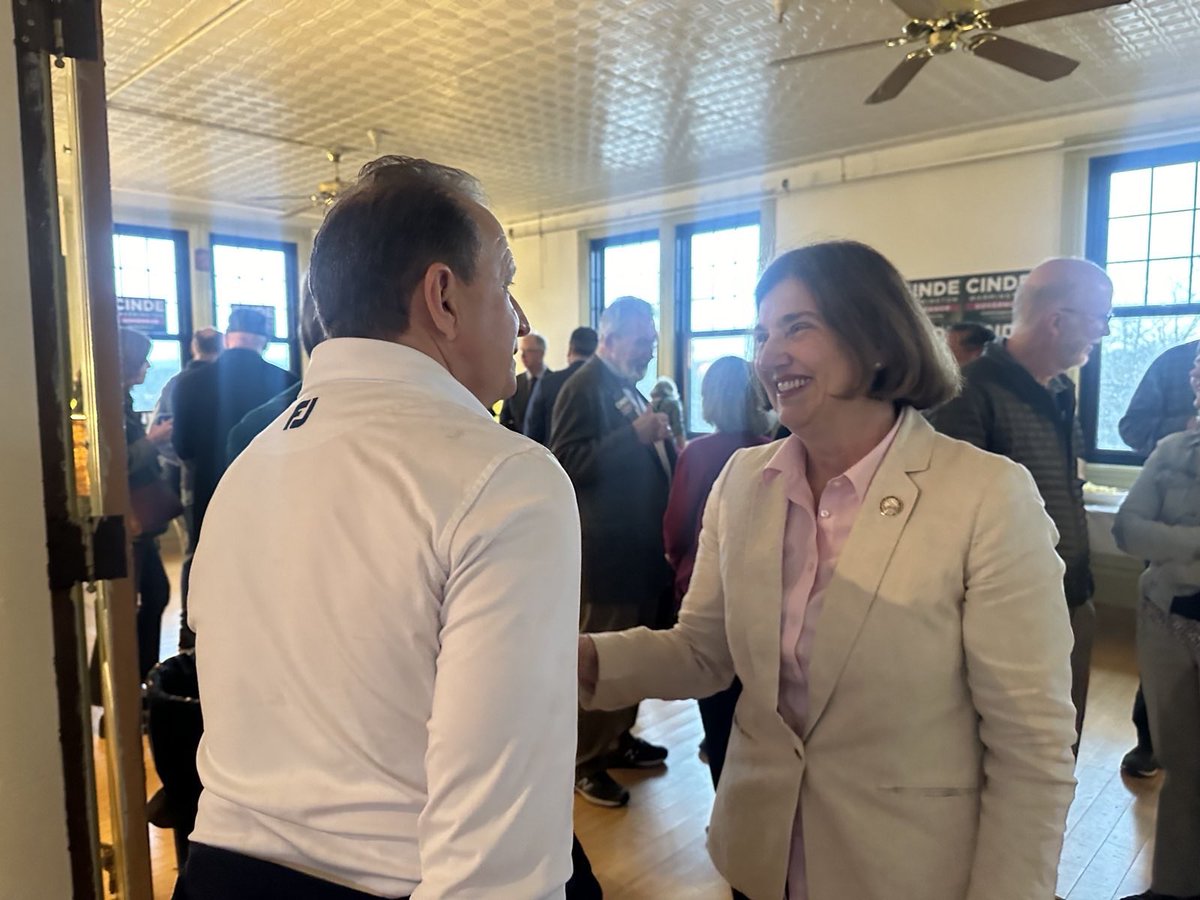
top-left (188, 338), bottom-right (581, 898)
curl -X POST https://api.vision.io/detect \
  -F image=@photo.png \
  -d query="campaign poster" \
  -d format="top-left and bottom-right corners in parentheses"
top-left (116, 296), bottom-right (168, 333)
top-left (908, 270), bottom-right (1029, 338)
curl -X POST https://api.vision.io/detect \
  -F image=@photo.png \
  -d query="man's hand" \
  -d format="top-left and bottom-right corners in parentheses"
top-left (147, 418), bottom-right (174, 446)
top-left (578, 635), bottom-right (599, 695)
top-left (631, 409), bottom-right (671, 445)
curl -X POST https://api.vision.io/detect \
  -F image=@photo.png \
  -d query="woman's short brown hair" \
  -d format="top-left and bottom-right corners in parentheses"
top-left (755, 241), bottom-right (960, 410)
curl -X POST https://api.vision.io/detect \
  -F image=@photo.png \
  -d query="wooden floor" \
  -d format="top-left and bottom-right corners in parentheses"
top-left (97, 571), bottom-right (1159, 900)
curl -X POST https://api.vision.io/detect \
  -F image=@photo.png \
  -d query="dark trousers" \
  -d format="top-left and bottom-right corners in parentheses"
top-left (567, 833), bottom-right (603, 900)
top-left (1069, 599), bottom-right (1096, 756)
top-left (177, 840), bottom-right (596, 900)
top-left (178, 505), bottom-right (198, 650)
top-left (698, 679), bottom-right (742, 789)
top-left (1133, 682), bottom-right (1154, 750)
top-left (134, 537), bottom-right (171, 682)
top-left (174, 844), bottom-right (409, 900)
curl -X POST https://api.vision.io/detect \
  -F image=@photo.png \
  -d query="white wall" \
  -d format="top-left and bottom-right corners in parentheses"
top-left (509, 229), bottom-right (583, 369)
top-left (0, 13), bottom-right (74, 899)
top-left (772, 150), bottom-right (1063, 277)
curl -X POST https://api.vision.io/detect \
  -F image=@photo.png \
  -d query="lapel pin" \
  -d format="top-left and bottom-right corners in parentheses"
top-left (879, 496), bottom-right (903, 517)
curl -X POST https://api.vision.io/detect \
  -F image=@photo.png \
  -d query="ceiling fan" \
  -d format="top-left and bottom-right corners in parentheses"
top-left (770, 0), bottom-right (1133, 104)
top-left (247, 148), bottom-right (349, 217)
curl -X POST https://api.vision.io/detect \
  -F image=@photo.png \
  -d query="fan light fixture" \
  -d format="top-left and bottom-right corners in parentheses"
top-left (770, 0), bottom-right (1133, 104)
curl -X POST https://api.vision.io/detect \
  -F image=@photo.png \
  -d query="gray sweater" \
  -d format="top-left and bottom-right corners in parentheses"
top-left (1114, 429), bottom-right (1200, 612)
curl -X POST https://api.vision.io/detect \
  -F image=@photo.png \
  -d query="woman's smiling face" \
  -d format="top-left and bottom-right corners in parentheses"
top-left (753, 277), bottom-right (863, 438)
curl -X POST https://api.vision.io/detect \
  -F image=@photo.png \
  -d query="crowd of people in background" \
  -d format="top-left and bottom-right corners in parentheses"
top-left (108, 155), bottom-right (1200, 900)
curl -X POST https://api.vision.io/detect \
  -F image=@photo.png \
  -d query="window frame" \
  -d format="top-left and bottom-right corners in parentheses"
top-left (209, 233), bottom-right (301, 374)
top-left (674, 211), bottom-right (762, 437)
top-left (1080, 141), bottom-right (1200, 466)
top-left (112, 222), bottom-right (193, 362)
top-left (588, 228), bottom-right (661, 328)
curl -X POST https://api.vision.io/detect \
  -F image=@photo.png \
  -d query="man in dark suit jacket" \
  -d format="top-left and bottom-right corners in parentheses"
top-left (499, 332), bottom-right (548, 432)
top-left (226, 288), bottom-right (328, 465)
top-left (551, 297), bottom-right (676, 809)
top-left (172, 308), bottom-right (297, 646)
top-left (525, 326), bottom-right (598, 446)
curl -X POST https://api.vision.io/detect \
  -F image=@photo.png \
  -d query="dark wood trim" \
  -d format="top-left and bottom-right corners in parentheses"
top-left (13, 23), bottom-right (99, 900)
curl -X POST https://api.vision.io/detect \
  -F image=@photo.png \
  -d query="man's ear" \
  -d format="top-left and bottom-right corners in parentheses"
top-left (1046, 310), bottom-right (1066, 339)
top-left (419, 263), bottom-right (461, 340)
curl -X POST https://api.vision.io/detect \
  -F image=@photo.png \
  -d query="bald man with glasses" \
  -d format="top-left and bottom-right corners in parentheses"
top-left (930, 257), bottom-right (1114, 757)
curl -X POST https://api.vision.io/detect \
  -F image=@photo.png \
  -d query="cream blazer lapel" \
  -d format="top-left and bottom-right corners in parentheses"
top-left (802, 408), bottom-right (935, 741)
top-left (729, 458), bottom-right (789, 714)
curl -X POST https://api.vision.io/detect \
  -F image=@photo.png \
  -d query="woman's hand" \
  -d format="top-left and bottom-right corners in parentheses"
top-left (578, 635), bottom-right (599, 695)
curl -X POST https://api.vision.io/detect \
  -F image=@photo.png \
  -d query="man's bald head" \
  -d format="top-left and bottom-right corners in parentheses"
top-left (1010, 257), bottom-right (1113, 379)
top-left (1013, 258), bottom-right (1113, 327)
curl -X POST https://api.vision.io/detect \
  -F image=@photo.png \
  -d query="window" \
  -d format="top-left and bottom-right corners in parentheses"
top-left (1082, 142), bottom-right (1200, 464)
top-left (588, 230), bottom-right (661, 398)
top-left (112, 225), bottom-right (192, 412)
top-left (211, 235), bottom-right (299, 372)
top-left (676, 214), bottom-right (762, 435)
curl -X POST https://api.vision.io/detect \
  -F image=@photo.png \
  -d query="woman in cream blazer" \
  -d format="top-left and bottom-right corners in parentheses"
top-left (579, 242), bottom-right (1078, 900)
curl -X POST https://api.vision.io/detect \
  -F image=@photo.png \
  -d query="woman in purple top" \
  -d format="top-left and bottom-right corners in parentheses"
top-left (663, 356), bottom-right (770, 787)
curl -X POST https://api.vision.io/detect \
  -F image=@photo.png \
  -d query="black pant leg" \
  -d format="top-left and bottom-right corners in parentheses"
top-left (698, 678), bottom-right (742, 790)
top-left (135, 539), bottom-right (171, 681)
top-left (178, 505), bottom-right (197, 650)
top-left (566, 833), bottom-right (603, 900)
top-left (1132, 682), bottom-right (1154, 751)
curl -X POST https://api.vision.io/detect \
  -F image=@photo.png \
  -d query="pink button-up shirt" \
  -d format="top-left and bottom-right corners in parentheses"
top-left (761, 415), bottom-right (901, 899)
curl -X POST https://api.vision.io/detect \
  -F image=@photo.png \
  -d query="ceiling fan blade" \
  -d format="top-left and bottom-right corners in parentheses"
top-left (770, 36), bottom-right (904, 67)
top-left (865, 51), bottom-right (932, 104)
top-left (968, 34), bottom-right (1079, 81)
top-left (985, 0), bottom-right (1132, 29)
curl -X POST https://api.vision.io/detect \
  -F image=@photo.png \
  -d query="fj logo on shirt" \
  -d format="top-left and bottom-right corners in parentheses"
top-left (283, 397), bottom-right (318, 430)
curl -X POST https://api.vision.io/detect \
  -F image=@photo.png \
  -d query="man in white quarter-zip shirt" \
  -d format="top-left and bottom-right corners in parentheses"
top-left (175, 157), bottom-right (582, 900)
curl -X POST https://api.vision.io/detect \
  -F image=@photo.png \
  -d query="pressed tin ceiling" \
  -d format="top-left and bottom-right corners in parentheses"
top-left (64, 0), bottom-right (1200, 221)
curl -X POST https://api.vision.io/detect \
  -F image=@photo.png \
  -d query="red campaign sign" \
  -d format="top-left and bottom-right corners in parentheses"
top-left (116, 296), bottom-right (168, 333)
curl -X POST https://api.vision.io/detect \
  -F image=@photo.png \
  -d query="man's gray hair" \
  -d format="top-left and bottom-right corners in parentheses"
top-left (523, 332), bottom-right (547, 351)
top-left (599, 296), bottom-right (654, 341)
